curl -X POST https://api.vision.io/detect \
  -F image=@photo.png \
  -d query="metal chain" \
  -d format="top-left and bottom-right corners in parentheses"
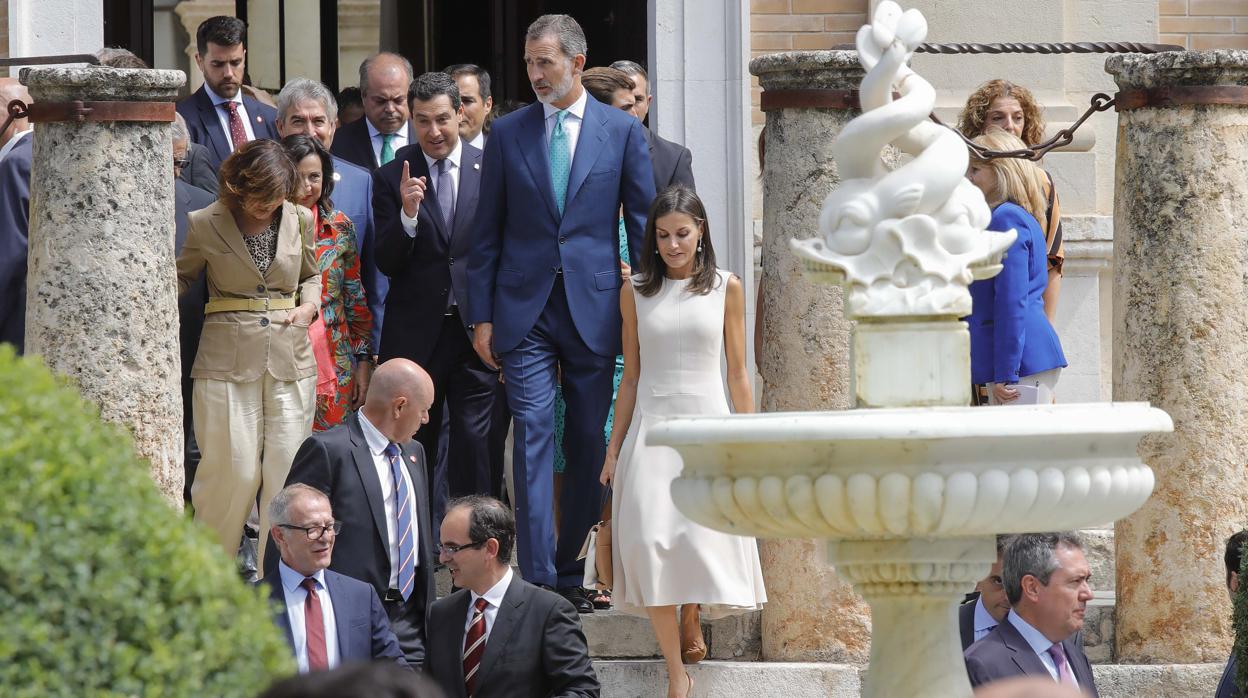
top-left (0, 99), bottom-right (30, 140)
top-left (932, 93), bottom-right (1118, 161)
top-left (830, 41), bottom-right (1184, 55)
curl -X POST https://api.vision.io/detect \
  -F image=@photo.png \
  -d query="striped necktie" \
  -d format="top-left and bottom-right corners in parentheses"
top-left (463, 597), bottom-right (489, 695)
top-left (549, 110), bottom-right (570, 214)
top-left (383, 443), bottom-right (416, 601)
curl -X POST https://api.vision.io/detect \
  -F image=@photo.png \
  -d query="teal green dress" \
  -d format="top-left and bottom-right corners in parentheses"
top-left (553, 219), bottom-right (629, 474)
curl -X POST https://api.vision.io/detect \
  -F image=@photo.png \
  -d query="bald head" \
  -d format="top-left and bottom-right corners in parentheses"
top-left (362, 359), bottom-right (435, 442)
top-left (359, 52), bottom-right (413, 135)
top-left (974, 678), bottom-right (1084, 698)
top-left (0, 78), bottom-right (31, 149)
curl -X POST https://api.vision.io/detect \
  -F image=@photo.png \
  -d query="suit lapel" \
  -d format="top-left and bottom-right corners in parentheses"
top-left (266, 577), bottom-right (296, 653)
top-left (193, 88), bottom-right (233, 165)
top-left (347, 413), bottom-right (390, 555)
top-left (564, 98), bottom-right (608, 211)
top-left (1063, 638), bottom-right (1094, 692)
top-left (997, 617), bottom-right (1052, 677)
top-left (451, 147), bottom-right (482, 251)
top-left (323, 571), bottom-right (352, 659)
top-left (516, 103), bottom-right (560, 223)
top-left (400, 439), bottom-right (432, 567)
top-left (411, 151), bottom-right (451, 243)
top-left (447, 590), bottom-right (473, 689)
top-left (206, 203), bottom-right (264, 281)
top-left (243, 95), bottom-right (270, 138)
top-left (475, 576), bottom-right (527, 687)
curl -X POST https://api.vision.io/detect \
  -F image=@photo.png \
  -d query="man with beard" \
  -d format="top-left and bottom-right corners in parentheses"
top-left (176, 16), bottom-right (280, 172)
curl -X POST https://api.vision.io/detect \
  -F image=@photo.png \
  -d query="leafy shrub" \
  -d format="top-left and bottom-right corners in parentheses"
top-left (0, 346), bottom-right (293, 696)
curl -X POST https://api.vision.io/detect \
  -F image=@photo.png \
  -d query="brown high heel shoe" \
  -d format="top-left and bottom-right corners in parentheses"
top-left (680, 603), bottom-right (707, 664)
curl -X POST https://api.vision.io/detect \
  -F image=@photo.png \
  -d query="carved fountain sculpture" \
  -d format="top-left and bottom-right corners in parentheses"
top-left (647, 3), bottom-right (1172, 696)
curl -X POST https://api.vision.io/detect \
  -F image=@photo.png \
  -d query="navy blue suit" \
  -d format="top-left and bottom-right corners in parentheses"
top-left (265, 567), bottom-right (407, 668)
top-left (0, 135), bottom-right (32, 353)
top-left (467, 94), bottom-right (655, 588)
top-left (644, 127), bottom-right (695, 193)
top-left (1218, 653), bottom-right (1240, 698)
top-left (175, 86), bottom-right (280, 172)
top-left (968, 202), bottom-right (1066, 385)
top-left (331, 155), bottom-right (386, 350)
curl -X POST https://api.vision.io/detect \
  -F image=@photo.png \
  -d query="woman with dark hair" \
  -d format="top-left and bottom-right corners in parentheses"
top-left (282, 134), bottom-right (373, 430)
top-left (176, 138), bottom-right (320, 565)
top-left (958, 79), bottom-right (1065, 321)
top-left (600, 186), bottom-right (766, 698)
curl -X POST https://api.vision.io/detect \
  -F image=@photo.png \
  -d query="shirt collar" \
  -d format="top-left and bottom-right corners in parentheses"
top-left (204, 83), bottom-right (243, 107)
top-left (973, 596), bottom-right (999, 633)
top-left (0, 128), bottom-right (31, 161)
top-left (356, 411), bottom-right (390, 456)
top-left (1007, 610), bottom-right (1058, 655)
top-left (423, 137), bottom-right (463, 173)
top-left (469, 131), bottom-right (485, 150)
top-left (278, 559), bottom-right (328, 594)
top-left (367, 118), bottom-right (407, 142)
top-left (542, 86), bottom-right (588, 123)
top-left (471, 566), bottom-right (513, 610)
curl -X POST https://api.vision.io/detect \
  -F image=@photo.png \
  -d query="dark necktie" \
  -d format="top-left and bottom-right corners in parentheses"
top-left (301, 577), bottom-right (328, 671)
top-left (463, 597), bottom-right (489, 695)
top-left (221, 101), bottom-right (248, 151)
top-left (384, 443), bottom-right (416, 600)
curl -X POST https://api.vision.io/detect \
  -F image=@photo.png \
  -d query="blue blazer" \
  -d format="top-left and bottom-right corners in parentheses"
top-left (175, 85), bottom-right (280, 172)
top-left (968, 202), bottom-right (1066, 385)
top-left (466, 96), bottom-right (656, 357)
top-left (0, 135), bottom-right (31, 352)
top-left (331, 156), bottom-right (386, 350)
top-left (265, 568), bottom-right (407, 668)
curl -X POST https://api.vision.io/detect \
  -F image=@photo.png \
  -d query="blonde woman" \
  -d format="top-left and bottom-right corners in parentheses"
top-left (966, 131), bottom-right (1066, 405)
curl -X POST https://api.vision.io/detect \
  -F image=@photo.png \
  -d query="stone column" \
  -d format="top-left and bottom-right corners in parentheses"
top-left (1108, 49), bottom-right (1248, 664)
top-left (750, 50), bottom-right (871, 663)
top-left (22, 66), bottom-right (187, 504)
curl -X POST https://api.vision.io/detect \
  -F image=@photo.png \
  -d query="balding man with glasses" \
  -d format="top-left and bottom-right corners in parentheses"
top-left (264, 483), bottom-right (408, 671)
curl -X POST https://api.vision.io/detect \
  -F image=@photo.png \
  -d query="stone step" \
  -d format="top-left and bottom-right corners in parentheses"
top-left (593, 660), bottom-right (1224, 698)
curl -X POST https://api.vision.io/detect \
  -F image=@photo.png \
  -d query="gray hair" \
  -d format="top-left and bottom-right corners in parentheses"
top-left (610, 60), bottom-right (648, 92)
top-left (268, 483), bottom-right (329, 527)
top-left (1003, 531), bottom-right (1084, 605)
top-left (277, 78), bottom-right (338, 124)
top-left (172, 113), bottom-right (190, 145)
top-left (359, 52), bottom-right (414, 96)
top-left (525, 14), bottom-right (588, 61)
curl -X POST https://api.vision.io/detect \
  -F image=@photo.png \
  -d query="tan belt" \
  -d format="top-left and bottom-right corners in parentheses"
top-left (204, 296), bottom-right (297, 314)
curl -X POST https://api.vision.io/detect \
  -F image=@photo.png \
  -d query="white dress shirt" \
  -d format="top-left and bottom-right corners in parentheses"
top-left (973, 597), bottom-right (999, 643)
top-left (401, 138), bottom-right (462, 235)
top-left (1006, 611), bottom-right (1080, 687)
top-left (542, 87), bottom-right (588, 166)
top-left (367, 118), bottom-right (409, 167)
top-left (0, 128), bottom-right (31, 161)
top-left (463, 567), bottom-right (513, 645)
top-left (468, 131), bottom-right (485, 150)
top-left (204, 84), bottom-right (256, 150)
top-left (278, 560), bottom-right (341, 673)
top-left (357, 410), bottom-right (420, 590)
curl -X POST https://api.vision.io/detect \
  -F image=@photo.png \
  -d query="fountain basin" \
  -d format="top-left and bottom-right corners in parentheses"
top-left (652, 402), bottom-right (1170, 541)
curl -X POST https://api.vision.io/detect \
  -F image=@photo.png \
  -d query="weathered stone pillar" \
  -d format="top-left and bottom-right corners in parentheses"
top-left (751, 50), bottom-right (871, 663)
top-left (1108, 50), bottom-right (1248, 664)
top-left (23, 66), bottom-right (187, 504)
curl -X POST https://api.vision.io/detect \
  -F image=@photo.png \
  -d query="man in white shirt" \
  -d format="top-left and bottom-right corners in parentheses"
top-left (264, 483), bottom-right (406, 672)
top-left (445, 64), bottom-right (493, 151)
top-left (965, 532), bottom-right (1099, 696)
top-left (332, 53), bottom-right (414, 172)
top-left (425, 496), bottom-right (598, 698)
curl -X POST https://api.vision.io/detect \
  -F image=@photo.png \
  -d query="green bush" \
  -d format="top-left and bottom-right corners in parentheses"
top-left (0, 346), bottom-right (294, 696)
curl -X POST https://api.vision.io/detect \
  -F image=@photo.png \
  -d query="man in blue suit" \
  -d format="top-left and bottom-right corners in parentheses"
top-left (265, 483), bottom-right (408, 672)
top-left (276, 78), bottom-right (386, 351)
top-left (0, 123), bottom-right (31, 353)
top-left (176, 16), bottom-right (280, 173)
top-left (467, 14), bottom-right (656, 611)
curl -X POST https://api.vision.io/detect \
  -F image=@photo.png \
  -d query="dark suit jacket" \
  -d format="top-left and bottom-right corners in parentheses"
top-left (373, 142), bottom-right (482, 365)
top-left (1218, 653), bottom-right (1240, 698)
top-left (267, 412), bottom-right (437, 660)
top-left (425, 575), bottom-right (599, 698)
top-left (0, 134), bottom-right (32, 352)
top-left (331, 118), bottom-right (417, 172)
top-left (645, 127), bottom-right (695, 194)
top-left (959, 599), bottom-right (977, 651)
top-left (264, 567), bottom-right (407, 667)
top-left (964, 614), bottom-right (1098, 697)
top-left (175, 85), bottom-right (280, 172)
top-left (180, 141), bottom-right (219, 194)
top-left (174, 180), bottom-right (217, 384)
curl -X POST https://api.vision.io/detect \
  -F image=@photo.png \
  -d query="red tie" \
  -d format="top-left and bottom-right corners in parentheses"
top-left (222, 101), bottom-right (249, 151)
top-left (463, 597), bottom-right (489, 695)
top-left (302, 577), bottom-right (328, 671)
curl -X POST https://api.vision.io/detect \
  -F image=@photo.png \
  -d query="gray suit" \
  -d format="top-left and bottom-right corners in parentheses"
top-left (179, 142), bottom-right (219, 195)
top-left (644, 127), bottom-right (695, 194)
top-left (964, 613), bottom-right (1098, 696)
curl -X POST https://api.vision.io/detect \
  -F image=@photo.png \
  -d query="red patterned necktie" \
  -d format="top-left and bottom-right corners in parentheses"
top-left (302, 577), bottom-right (329, 671)
top-left (463, 597), bottom-right (489, 695)
top-left (222, 100), bottom-right (249, 151)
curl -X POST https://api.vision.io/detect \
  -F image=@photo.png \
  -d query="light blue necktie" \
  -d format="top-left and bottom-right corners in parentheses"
top-left (384, 443), bottom-right (416, 601)
top-left (549, 110), bottom-right (570, 215)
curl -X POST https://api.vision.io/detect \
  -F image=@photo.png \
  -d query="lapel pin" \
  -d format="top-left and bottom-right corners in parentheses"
top-left (409, 455), bottom-right (417, 463)
top-left (333, 172), bottom-right (342, 182)
top-left (256, 115), bottom-right (263, 123)
top-left (474, 163), bottom-right (480, 170)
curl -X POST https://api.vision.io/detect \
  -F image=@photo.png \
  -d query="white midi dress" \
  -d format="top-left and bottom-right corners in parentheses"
top-left (611, 269), bottom-right (767, 619)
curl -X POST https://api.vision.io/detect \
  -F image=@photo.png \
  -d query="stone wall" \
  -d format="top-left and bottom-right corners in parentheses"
top-left (1160, 0), bottom-right (1248, 49)
top-left (1, 1), bottom-right (9, 62)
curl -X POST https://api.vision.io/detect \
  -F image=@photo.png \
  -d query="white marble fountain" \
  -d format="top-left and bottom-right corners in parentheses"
top-left (646, 4), bottom-right (1171, 697)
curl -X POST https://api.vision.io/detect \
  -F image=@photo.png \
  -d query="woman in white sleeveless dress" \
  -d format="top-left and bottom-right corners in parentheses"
top-left (600, 186), bottom-right (766, 698)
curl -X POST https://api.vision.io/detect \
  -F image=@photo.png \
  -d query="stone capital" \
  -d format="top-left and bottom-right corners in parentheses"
top-left (21, 66), bottom-right (185, 102)
top-left (1108, 49), bottom-right (1248, 89)
top-left (750, 51), bottom-right (863, 93)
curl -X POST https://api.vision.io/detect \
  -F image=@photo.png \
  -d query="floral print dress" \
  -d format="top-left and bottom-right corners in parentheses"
top-left (312, 205), bottom-right (373, 431)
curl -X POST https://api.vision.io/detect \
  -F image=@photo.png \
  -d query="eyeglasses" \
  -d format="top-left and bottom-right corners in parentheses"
top-left (436, 540), bottom-right (487, 556)
top-left (279, 521), bottom-right (343, 540)
top-left (173, 157), bottom-right (189, 169)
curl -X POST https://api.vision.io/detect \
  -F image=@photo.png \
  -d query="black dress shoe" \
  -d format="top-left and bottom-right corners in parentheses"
top-left (557, 586), bottom-right (594, 614)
